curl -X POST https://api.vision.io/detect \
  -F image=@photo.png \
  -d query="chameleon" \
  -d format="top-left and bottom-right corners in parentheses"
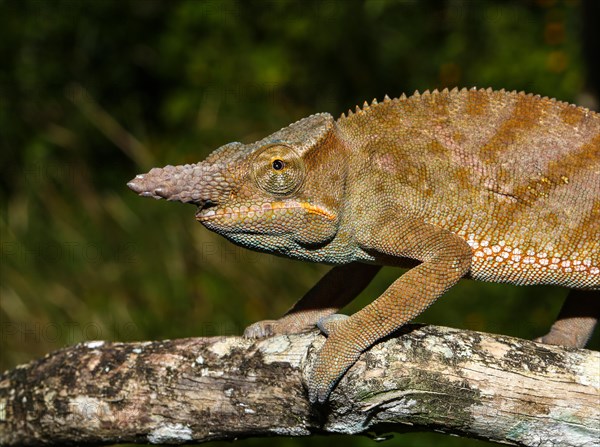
top-left (128, 87), bottom-right (600, 403)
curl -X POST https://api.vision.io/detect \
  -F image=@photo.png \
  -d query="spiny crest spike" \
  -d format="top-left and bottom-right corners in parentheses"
top-left (371, 98), bottom-right (378, 105)
top-left (363, 100), bottom-right (369, 109)
top-left (469, 86), bottom-right (477, 91)
top-left (460, 87), bottom-right (468, 93)
top-left (486, 87), bottom-right (493, 93)
top-left (412, 90), bottom-right (420, 97)
top-left (450, 87), bottom-right (459, 93)
top-left (441, 87), bottom-right (449, 94)
top-left (355, 105), bottom-right (361, 113)
top-left (432, 88), bottom-right (439, 94)
top-left (400, 93), bottom-right (407, 100)
top-left (384, 94), bottom-right (391, 102)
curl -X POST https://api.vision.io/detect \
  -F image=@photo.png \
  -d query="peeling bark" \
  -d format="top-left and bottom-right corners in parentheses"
top-left (0, 325), bottom-right (598, 446)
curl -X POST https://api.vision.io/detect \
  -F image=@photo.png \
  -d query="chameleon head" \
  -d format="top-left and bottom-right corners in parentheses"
top-left (128, 113), bottom-right (349, 257)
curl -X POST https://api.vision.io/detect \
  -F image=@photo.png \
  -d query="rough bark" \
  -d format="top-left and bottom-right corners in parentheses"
top-left (0, 324), bottom-right (598, 446)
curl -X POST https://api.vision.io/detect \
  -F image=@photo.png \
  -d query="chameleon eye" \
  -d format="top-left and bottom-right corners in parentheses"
top-left (272, 159), bottom-right (285, 171)
top-left (252, 145), bottom-right (304, 196)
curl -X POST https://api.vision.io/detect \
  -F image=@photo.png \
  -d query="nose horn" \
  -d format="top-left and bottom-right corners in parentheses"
top-left (127, 165), bottom-right (188, 201)
top-left (127, 175), bottom-right (153, 195)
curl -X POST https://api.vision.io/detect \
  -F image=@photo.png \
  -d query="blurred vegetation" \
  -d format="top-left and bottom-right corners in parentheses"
top-left (0, 0), bottom-right (597, 446)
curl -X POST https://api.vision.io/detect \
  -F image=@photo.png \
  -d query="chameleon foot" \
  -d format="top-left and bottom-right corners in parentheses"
top-left (535, 323), bottom-right (593, 348)
top-left (244, 317), bottom-right (319, 338)
top-left (243, 320), bottom-right (280, 338)
top-left (535, 290), bottom-right (599, 348)
top-left (308, 331), bottom-right (362, 403)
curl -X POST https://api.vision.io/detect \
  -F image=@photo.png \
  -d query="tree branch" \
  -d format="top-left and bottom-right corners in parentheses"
top-left (0, 325), bottom-right (598, 446)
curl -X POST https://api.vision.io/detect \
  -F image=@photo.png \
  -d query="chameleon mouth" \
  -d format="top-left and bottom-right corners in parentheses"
top-left (195, 201), bottom-right (219, 219)
top-left (195, 201), bottom-right (336, 222)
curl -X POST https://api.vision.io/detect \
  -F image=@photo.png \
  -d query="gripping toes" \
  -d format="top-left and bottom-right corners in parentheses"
top-left (308, 334), bottom-right (362, 403)
top-left (244, 317), bottom-right (319, 338)
top-left (243, 320), bottom-right (280, 338)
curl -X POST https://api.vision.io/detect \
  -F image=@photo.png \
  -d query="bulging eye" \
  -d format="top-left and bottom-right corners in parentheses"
top-left (252, 145), bottom-right (304, 195)
top-left (272, 159), bottom-right (285, 171)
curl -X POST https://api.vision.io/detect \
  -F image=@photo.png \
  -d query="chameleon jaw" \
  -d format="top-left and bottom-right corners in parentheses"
top-left (195, 200), bottom-right (337, 222)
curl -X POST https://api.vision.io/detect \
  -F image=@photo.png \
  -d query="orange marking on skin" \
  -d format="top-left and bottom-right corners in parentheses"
top-left (299, 202), bottom-right (336, 220)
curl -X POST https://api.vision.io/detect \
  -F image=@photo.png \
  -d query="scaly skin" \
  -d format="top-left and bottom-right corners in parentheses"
top-left (128, 87), bottom-right (600, 403)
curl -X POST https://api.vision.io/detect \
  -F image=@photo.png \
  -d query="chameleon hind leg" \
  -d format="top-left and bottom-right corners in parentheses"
top-left (244, 262), bottom-right (381, 338)
top-left (536, 289), bottom-right (599, 348)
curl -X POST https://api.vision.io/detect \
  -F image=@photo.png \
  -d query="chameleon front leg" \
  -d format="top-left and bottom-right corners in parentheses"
top-left (244, 262), bottom-right (381, 338)
top-left (309, 220), bottom-right (472, 403)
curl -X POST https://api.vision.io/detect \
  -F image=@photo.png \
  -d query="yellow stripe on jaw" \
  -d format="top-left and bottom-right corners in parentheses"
top-left (299, 202), bottom-right (337, 220)
top-left (267, 201), bottom-right (336, 220)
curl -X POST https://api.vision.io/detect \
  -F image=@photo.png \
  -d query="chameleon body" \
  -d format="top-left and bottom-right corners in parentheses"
top-left (128, 87), bottom-right (600, 403)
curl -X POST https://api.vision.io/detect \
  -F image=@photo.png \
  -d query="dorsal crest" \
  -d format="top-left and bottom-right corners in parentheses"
top-left (337, 87), bottom-right (596, 124)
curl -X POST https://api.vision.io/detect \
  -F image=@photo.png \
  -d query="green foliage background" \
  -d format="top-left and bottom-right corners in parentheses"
top-left (1, 0), bottom-right (597, 446)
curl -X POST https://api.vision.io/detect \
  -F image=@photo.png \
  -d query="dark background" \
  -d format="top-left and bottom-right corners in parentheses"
top-left (1, 1), bottom-right (598, 446)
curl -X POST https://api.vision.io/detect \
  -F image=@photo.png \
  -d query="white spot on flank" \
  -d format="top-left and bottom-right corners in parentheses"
top-left (148, 423), bottom-right (193, 444)
top-left (0, 399), bottom-right (5, 421)
top-left (195, 355), bottom-right (204, 365)
top-left (467, 239), bottom-right (479, 249)
top-left (132, 348), bottom-right (142, 354)
top-left (85, 341), bottom-right (105, 349)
